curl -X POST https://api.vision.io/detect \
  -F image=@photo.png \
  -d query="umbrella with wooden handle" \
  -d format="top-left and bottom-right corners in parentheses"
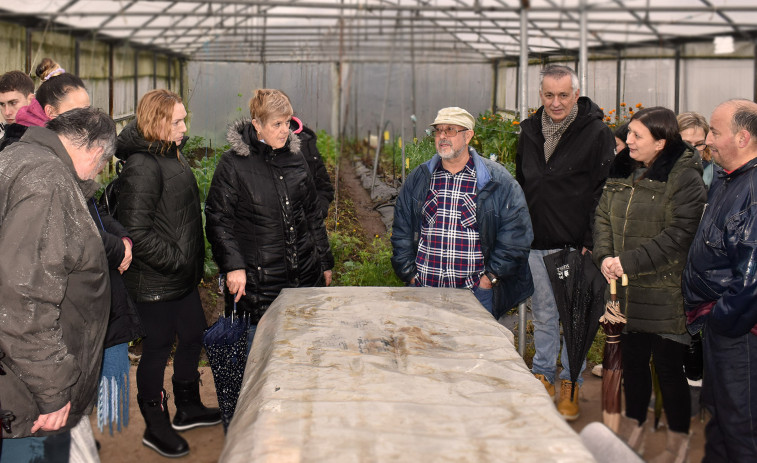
top-left (599, 274), bottom-right (628, 432)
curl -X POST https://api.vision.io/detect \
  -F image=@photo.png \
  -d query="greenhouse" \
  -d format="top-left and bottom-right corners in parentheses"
top-left (1, 1), bottom-right (757, 462)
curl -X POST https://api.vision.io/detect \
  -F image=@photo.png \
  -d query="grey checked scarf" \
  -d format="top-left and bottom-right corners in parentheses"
top-left (541, 103), bottom-right (578, 162)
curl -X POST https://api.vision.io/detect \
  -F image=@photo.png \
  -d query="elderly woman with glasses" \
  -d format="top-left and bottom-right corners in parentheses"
top-left (678, 111), bottom-right (714, 188)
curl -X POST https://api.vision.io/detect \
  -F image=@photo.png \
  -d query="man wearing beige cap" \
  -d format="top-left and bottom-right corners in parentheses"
top-left (391, 106), bottom-right (534, 320)
top-left (515, 65), bottom-right (614, 420)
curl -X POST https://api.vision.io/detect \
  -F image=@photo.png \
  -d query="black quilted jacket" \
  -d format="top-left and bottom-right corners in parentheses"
top-left (115, 121), bottom-right (204, 303)
top-left (205, 119), bottom-right (334, 324)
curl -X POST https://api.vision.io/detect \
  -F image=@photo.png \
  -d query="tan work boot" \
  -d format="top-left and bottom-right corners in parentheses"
top-left (616, 414), bottom-right (646, 455)
top-left (648, 430), bottom-right (689, 463)
top-left (534, 373), bottom-right (555, 398)
top-left (557, 380), bottom-right (580, 420)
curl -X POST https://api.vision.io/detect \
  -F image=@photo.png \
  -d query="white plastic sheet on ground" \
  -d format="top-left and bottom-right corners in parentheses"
top-left (221, 287), bottom-right (594, 462)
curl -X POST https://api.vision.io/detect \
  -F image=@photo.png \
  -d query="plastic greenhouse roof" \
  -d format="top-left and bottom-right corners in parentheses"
top-left (2, 0), bottom-right (757, 63)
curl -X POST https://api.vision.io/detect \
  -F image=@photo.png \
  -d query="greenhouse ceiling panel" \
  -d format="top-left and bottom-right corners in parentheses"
top-left (2, 0), bottom-right (757, 63)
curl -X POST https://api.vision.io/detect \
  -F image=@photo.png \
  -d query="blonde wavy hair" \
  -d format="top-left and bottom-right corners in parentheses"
top-left (249, 89), bottom-right (292, 125)
top-left (137, 89), bottom-right (183, 144)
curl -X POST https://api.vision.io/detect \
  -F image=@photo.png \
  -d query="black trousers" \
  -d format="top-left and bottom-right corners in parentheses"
top-left (621, 332), bottom-right (690, 433)
top-left (703, 326), bottom-right (757, 462)
top-left (136, 288), bottom-right (207, 401)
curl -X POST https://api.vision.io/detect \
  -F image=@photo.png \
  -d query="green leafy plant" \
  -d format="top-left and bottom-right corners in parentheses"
top-left (329, 233), bottom-right (403, 287)
top-left (316, 129), bottom-right (337, 167)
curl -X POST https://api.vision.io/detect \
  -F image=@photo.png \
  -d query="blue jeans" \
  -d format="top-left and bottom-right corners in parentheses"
top-left (473, 286), bottom-right (494, 315)
top-left (0, 431), bottom-right (70, 463)
top-left (702, 326), bottom-right (757, 462)
top-left (245, 323), bottom-right (258, 355)
top-left (529, 248), bottom-right (586, 385)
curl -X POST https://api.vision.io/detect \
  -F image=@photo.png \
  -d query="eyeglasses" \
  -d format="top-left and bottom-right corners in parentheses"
top-left (692, 143), bottom-right (708, 151)
top-left (432, 127), bottom-right (468, 137)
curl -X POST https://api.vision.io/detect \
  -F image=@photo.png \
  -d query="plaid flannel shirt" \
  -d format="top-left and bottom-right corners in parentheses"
top-left (415, 156), bottom-right (484, 289)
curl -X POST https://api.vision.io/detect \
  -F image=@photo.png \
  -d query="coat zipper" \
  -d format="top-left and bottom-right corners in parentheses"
top-left (620, 186), bottom-right (635, 314)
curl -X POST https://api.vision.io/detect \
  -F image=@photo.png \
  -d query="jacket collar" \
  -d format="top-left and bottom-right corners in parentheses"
top-left (226, 118), bottom-right (302, 158)
top-left (20, 126), bottom-right (100, 198)
top-left (717, 156), bottom-right (757, 180)
top-left (424, 146), bottom-right (491, 190)
top-left (115, 120), bottom-right (186, 161)
top-left (608, 137), bottom-right (694, 182)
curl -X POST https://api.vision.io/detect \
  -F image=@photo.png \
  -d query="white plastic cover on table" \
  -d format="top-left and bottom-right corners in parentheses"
top-left (221, 287), bottom-right (594, 462)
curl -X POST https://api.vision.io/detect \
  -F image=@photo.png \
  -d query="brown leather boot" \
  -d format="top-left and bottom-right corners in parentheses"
top-left (533, 373), bottom-right (555, 398)
top-left (556, 380), bottom-right (580, 421)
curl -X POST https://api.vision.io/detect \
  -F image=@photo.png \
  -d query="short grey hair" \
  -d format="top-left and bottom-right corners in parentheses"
top-left (46, 107), bottom-right (116, 164)
top-left (539, 65), bottom-right (579, 93)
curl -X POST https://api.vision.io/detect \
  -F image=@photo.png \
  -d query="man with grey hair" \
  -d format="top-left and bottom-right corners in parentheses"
top-left (0, 107), bottom-right (115, 462)
top-left (683, 99), bottom-right (757, 462)
top-left (392, 106), bottom-right (533, 320)
top-left (516, 65), bottom-right (614, 420)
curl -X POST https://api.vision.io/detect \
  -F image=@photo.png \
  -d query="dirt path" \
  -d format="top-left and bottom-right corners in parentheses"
top-left (336, 157), bottom-right (389, 239)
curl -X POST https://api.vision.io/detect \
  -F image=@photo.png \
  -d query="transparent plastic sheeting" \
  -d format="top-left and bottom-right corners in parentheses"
top-left (221, 287), bottom-right (594, 462)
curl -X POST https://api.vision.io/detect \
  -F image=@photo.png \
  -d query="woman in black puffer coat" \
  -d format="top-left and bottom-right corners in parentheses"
top-left (205, 89), bottom-right (334, 339)
top-left (116, 89), bottom-right (220, 459)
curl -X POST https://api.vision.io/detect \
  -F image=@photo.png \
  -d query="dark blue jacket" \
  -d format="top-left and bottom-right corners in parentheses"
top-left (683, 158), bottom-right (757, 337)
top-left (391, 147), bottom-right (534, 318)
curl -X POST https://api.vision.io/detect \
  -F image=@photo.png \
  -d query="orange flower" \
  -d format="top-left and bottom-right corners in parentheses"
top-left (620, 102), bottom-right (627, 107)
top-left (512, 121), bottom-right (520, 125)
top-left (636, 103), bottom-right (642, 108)
top-left (600, 107), bottom-right (605, 111)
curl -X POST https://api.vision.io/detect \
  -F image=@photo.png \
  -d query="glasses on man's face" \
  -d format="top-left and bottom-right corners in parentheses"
top-left (433, 127), bottom-right (468, 138)
top-left (693, 143), bottom-right (708, 151)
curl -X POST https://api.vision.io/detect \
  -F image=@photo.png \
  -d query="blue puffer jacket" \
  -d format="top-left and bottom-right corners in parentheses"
top-left (391, 147), bottom-right (534, 318)
top-left (683, 158), bottom-right (757, 337)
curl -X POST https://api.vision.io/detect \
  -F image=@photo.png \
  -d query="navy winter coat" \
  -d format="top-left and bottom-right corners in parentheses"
top-left (391, 148), bottom-right (534, 318)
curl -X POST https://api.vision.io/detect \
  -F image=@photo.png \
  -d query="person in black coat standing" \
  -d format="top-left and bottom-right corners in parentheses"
top-left (116, 89), bottom-right (220, 459)
top-left (205, 88), bottom-right (334, 350)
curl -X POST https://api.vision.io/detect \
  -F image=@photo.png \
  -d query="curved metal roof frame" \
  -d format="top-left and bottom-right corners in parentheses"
top-left (2, 0), bottom-right (757, 64)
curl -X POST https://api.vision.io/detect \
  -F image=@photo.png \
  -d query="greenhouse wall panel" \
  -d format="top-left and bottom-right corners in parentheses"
top-left (0, 21), bottom-right (25, 73)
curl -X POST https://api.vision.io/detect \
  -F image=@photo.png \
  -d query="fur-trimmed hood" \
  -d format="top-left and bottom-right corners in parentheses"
top-left (608, 137), bottom-right (701, 182)
top-left (226, 118), bottom-right (301, 157)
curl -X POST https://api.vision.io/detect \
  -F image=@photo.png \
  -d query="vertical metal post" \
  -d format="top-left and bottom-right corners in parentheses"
top-left (167, 56), bottom-right (172, 91)
top-left (518, 302), bottom-right (527, 357)
top-left (674, 45), bottom-right (681, 114)
top-left (492, 60), bottom-right (499, 113)
top-left (134, 49), bottom-right (139, 113)
top-left (25, 28), bottom-right (32, 74)
top-left (179, 59), bottom-right (185, 100)
top-left (515, 59), bottom-right (520, 109)
top-left (519, 4), bottom-right (529, 122)
top-left (152, 53), bottom-right (157, 89)
top-left (579, 0), bottom-right (588, 95)
top-left (74, 39), bottom-right (80, 76)
top-left (616, 49), bottom-right (622, 117)
top-left (108, 43), bottom-right (114, 117)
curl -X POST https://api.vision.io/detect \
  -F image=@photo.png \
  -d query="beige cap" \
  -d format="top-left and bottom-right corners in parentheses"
top-left (430, 107), bottom-right (475, 131)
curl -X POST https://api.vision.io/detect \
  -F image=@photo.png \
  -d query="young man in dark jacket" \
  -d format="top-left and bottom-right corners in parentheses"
top-left (0, 70), bottom-right (35, 151)
top-left (0, 107), bottom-right (115, 462)
top-left (515, 65), bottom-right (614, 420)
top-left (392, 107), bottom-right (533, 320)
top-left (683, 99), bottom-right (757, 462)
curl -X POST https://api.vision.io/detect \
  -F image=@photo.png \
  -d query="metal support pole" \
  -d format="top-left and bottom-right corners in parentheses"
top-left (579, 0), bottom-right (588, 95)
top-left (753, 42), bottom-right (757, 102)
top-left (179, 58), bottom-right (185, 99)
top-left (518, 302), bottom-right (527, 357)
top-left (74, 39), bottom-right (80, 76)
top-left (616, 49), bottom-right (622, 117)
top-left (152, 53), bottom-right (157, 89)
top-left (108, 43), bottom-right (114, 117)
top-left (674, 45), bottom-right (682, 113)
top-left (167, 56), bottom-right (172, 91)
top-left (518, 5), bottom-right (529, 122)
top-left (134, 50), bottom-right (139, 112)
top-left (492, 60), bottom-right (499, 113)
top-left (515, 59), bottom-right (520, 109)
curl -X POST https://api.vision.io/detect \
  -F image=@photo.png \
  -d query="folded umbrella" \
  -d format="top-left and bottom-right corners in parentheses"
top-left (543, 248), bottom-right (607, 401)
top-left (599, 275), bottom-right (627, 432)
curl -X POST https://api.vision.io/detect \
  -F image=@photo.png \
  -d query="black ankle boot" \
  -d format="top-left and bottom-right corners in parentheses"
top-left (138, 391), bottom-right (189, 458)
top-left (172, 374), bottom-right (222, 431)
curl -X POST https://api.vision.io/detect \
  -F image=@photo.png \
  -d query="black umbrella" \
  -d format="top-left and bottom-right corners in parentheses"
top-left (202, 302), bottom-right (249, 432)
top-left (543, 248), bottom-right (607, 399)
